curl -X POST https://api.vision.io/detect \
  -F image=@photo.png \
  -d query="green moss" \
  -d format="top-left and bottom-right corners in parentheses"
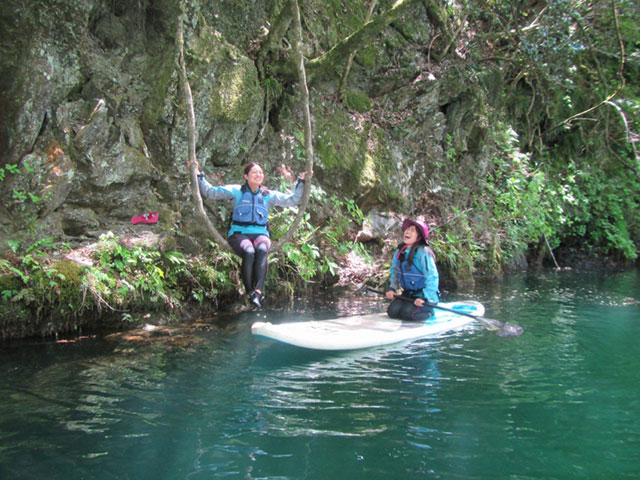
top-left (209, 63), bottom-right (261, 122)
top-left (345, 89), bottom-right (373, 113)
top-left (303, 0), bottom-right (370, 53)
top-left (142, 53), bottom-right (175, 127)
top-left (310, 100), bottom-right (404, 209)
top-left (315, 111), bottom-right (362, 191)
top-left (356, 46), bottom-right (377, 69)
top-left (0, 302), bottom-right (31, 340)
top-left (53, 260), bottom-right (83, 293)
top-left (0, 273), bottom-right (22, 293)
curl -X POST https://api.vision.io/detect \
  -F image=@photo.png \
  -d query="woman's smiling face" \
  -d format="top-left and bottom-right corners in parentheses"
top-left (244, 165), bottom-right (265, 190)
top-left (403, 225), bottom-right (420, 245)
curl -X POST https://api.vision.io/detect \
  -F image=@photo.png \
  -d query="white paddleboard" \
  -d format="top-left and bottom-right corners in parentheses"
top-left (251, 301), bottom-right (484, 350)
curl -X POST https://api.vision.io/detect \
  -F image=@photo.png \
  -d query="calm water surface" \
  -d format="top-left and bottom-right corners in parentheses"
top-left (1, 270), bottom-right (639, 479)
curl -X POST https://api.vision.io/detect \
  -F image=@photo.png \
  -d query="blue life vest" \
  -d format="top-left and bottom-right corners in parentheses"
top-left (231, 184), bottom-right (269, 227)
top-left (398, 251), bottom-right (426, 291)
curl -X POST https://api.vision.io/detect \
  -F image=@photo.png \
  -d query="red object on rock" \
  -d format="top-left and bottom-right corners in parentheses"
top-left (131, 212), bottom-right (159, 224)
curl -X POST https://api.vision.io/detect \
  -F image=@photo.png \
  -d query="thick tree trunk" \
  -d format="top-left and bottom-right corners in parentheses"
top-left (256, 1), bottom-right (293, 78)
top-left (305, 0), bottom-right (423, 81)
top-left (265, 0), bottom-right (449, 84)
top-left (338, 0), bottom-right (378, 100)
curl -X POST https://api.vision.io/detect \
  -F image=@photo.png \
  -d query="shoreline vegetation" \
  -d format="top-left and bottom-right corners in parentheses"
top-left (1, 207), bottom-right (637, 342)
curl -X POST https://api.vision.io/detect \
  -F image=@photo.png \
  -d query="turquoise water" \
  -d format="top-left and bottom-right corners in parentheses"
top-left (1, 270), bottom-right (639, 479)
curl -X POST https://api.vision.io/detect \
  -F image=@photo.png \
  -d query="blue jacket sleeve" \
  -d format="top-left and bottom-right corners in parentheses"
top-left (198, 176), bottom-right (239, 201)
top-left (266, 178), bottom-right (305, 208)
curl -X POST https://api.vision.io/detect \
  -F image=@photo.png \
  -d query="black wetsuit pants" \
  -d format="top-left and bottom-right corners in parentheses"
top-left (228, 233), bottom-right (270, 294)
top-left (387, 292), bottom-right (434, 322)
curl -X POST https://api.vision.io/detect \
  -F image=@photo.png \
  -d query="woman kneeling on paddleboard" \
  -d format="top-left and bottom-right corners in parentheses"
top-left (385, 218), bottom-right (440, 321)
top-left (196, 161), bottom-right (309, 308)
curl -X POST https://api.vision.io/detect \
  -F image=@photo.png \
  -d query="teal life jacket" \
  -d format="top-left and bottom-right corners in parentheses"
top-left (231, 184), bottom-right (269, 227)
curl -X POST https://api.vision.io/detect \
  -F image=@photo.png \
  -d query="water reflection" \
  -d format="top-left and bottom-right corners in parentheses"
top-left (0, 270), bottom-right (639, 479)
top-left (249, 342), bottom-right (443, 439)
top-left (184, 337), bottom-right (449, 479)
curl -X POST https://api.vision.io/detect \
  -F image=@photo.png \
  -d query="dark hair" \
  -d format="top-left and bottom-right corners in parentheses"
top-left (243, 162), bottom-right (263, 175)
top-left (407, 240), bottom-right (427, 266)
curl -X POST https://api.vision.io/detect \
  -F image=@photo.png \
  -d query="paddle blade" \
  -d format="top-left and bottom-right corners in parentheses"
top-left (479, 316), bottom-right (524, 337)
top-left (496, 321), bottom-right (524, 337)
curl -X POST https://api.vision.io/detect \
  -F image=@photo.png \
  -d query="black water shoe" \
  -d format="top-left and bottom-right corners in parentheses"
top-left (249, 291), bottom-right (262, 308)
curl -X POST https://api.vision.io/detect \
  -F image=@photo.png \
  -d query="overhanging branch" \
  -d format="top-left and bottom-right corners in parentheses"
top-left (272, 0), bottom-right (314, 253)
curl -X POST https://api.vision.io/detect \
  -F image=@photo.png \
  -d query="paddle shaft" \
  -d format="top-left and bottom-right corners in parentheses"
top-left (365, 287), bottom-right (486, 320)
top-left (363, 287), bottom-right (523, 337)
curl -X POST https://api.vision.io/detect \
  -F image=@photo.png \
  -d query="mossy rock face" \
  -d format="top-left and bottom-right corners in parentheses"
top-left (141, 53), bottom-right (176, 128)
top-left (0, 272), bottom-right (36, 339)
top-left (356, 45), bottom-right (378, 69)
top-left (168, 16), bottom-right (263, 165)
top-left (313, 104), bottom-right (373, 195)
top-left (197, 1), bottom-right (270, 51)
top-left (313, 101), bottom-right (405, 210)
top-left (345, 90), bottom-right (374, 113)
top-left (302, 1), bottom-right (371, 55)
top-left (189, 20), bottom-right (262, 124)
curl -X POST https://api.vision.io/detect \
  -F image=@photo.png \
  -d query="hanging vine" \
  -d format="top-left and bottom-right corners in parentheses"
top-left (272, 0), bottom-right (315, 253)
top-left (176, 8), bottom-right (232, 252)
